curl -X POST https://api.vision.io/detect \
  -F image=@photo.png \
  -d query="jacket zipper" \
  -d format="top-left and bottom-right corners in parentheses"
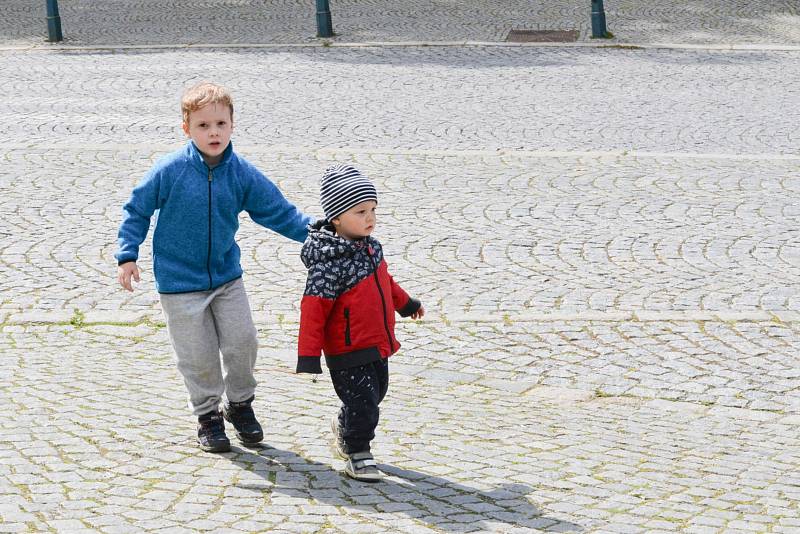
top-left (206, 167), bottom-right (213, 290)
top-left (368, 248), bottom-right (394, 352)
top-left (343, 308), bottom-right (351, 345)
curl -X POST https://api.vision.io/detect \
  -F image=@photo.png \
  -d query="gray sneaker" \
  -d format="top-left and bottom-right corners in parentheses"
top-left (344, 451), bottom-right (383, 482)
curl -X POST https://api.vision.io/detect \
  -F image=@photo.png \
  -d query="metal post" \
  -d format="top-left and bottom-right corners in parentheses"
top-left (46, 0), bottom-right (63, 42)
top-left (315, 0), bottom-right (333, 38)
top-left (591, 0), bottom-right (608, 38)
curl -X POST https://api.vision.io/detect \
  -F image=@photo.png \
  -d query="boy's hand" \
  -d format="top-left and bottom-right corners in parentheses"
top-left (117, 261), bottom-right (140, 292)
top-left (410, 305), bottom-right (425, 320)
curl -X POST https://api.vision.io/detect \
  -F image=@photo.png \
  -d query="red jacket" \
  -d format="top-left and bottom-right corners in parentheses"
top-left (297, 221), bottom-right (421, 373)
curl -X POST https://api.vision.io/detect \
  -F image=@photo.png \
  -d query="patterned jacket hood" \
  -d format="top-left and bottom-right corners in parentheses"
top-left (301, 219), bottom-right (384, 299)
top-left (301, 219), bottom-right (367, 267)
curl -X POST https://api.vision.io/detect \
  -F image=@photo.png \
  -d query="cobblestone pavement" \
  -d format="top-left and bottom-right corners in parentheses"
top-left (3, 48), bottom-right (800, 153)
top-left (2, 0), bottom-right (800, 48)
top-left (2, 14), bottom-right (800, 534)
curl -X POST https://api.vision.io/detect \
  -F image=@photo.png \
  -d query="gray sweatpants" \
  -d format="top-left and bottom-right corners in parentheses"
top-left (160, 277), bottom-right (259, 416)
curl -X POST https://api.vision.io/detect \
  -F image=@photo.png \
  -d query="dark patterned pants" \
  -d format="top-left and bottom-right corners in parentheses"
top-left (330, 359), bottom-right (389, 454)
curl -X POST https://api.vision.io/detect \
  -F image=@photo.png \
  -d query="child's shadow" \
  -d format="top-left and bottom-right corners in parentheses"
top-left (226, 443), bottom-right (584, 533)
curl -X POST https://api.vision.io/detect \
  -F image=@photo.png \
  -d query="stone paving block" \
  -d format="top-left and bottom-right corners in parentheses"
top-left (714, 311), bottom-right (773, 322)
top-left (481, 379), bottom-right (539, 394)
top-left (8, 311), bottom-right (74, 324)
top-left (523, 386), bottom-right (595, 403)
top-left (83, 310), bottom-right (153, 324)
top-left (706, 406), bottom-right (781, 422)
top-left (415, 369), bottom-right (479, 385)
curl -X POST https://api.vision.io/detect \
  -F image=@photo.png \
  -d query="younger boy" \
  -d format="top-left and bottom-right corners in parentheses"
top-left (297, 164), bottom-right (424, 481)
top-left (116, 82), bottom-right (312, 452)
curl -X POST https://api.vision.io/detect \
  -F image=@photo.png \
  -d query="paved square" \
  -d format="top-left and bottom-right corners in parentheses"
top-left (1, 2), bottom-right (799, 533)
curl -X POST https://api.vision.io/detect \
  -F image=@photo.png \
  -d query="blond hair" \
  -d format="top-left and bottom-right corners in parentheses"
top-left (181, 82), bottom-right (234, 124)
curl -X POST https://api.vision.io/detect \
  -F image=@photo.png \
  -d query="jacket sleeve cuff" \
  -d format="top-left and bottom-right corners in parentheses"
top-left (117, 259), bottom-right (137, 266)
top-left (397, 297), bottom-right (421, 318)
top-left (296, 356), bottom-right (322, 374)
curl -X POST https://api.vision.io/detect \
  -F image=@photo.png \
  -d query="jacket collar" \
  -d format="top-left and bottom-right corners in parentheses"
top-left (186, 140), bottom-right (234, 171)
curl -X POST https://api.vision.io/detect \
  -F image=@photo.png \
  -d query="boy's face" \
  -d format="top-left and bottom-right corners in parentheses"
top-left (332, 200), bottom-right (377, 241)
top-left (182, 103), bottom-right (233, 166)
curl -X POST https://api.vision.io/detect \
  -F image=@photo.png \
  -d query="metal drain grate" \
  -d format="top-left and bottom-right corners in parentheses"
top-left (506, 29), bottom-right (579, 43)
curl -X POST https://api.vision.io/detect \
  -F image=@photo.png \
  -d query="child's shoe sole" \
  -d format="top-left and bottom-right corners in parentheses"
top-left (197, 438), bottom-right (231, 453)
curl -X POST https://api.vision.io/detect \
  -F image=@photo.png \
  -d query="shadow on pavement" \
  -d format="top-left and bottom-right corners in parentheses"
top-left (38, 44), bottom-right (583, 69)
top-left (39, 44), bottom-right (783, 71)
top-left (223, 442), bottom-right (584, 533)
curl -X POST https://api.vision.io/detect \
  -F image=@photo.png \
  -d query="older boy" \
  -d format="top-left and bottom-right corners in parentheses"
top-left (116, 82), bottom-right (311, 452)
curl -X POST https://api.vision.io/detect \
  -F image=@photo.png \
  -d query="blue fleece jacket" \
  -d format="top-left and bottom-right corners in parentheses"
top-left (115, 141), bottom-right (311, 293)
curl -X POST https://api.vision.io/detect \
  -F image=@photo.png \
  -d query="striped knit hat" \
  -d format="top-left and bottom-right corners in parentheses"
top-left (320, 164), bottom-right (378, 221)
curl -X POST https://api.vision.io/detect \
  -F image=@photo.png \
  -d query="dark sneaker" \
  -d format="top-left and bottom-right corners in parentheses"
top-left (330, 415), bottom-right (347, 459)
top-left (197, 411), bottom-right (231, 453)
top-left (222, 396), bottom-right (263, 444)
top-left (344, 451), bottom-right (383, 482)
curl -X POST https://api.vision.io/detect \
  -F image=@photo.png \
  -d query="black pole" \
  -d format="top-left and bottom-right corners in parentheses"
top-left (46, 0), bottom-right (63, 42)
top-left (315, 0), bottom-right (333, 38)
top-left (591, 0), bottom-right (608, 38)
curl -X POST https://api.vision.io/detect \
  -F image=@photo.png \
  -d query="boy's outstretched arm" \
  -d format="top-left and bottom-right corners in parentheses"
top-left (244, 169), bottom-right (313, 243)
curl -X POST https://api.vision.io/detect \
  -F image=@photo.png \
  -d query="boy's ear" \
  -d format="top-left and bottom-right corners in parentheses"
top-left (182, 121), bottom-right (190, 137)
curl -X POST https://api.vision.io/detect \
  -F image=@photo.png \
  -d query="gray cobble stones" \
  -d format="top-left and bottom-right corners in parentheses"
top-left (2, 49), bottom-right (800, 155)
top-left (1, 5), bottom-right (800, 532)
top-left (4, 141), bottom-right (800, 322)
top-left (2, 0), bottom-right (800, 47)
